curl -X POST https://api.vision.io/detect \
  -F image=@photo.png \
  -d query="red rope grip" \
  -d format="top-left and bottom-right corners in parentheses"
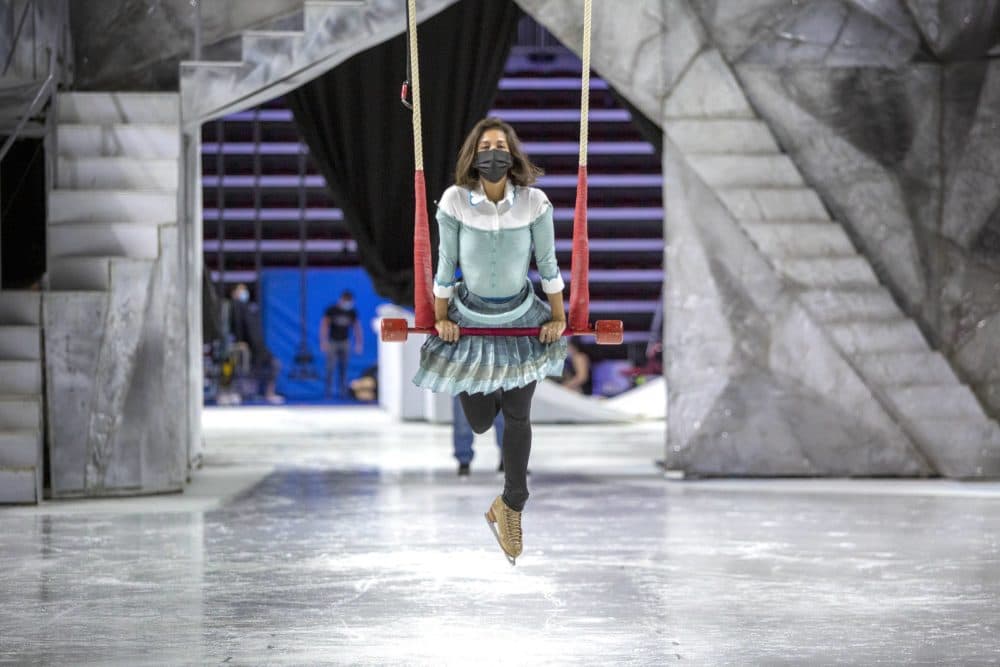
top-left (413, 170), bottom-right (435, 329)
top-left (568, 165), bottom-right (590, 332)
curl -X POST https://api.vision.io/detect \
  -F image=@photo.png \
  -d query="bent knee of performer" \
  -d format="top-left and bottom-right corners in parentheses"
top-left (459, 393), bottom-right (498, 434)
top-left (469, 419), bottom-right (493, 435)
top-left (461, 407), bottom-right (495, 434)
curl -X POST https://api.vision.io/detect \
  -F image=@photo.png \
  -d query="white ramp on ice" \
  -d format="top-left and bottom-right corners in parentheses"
top-left (420, 379), bottom-right (636, 425)
top-left (605, 377), bottom-right (667, 420)
top-left (531, 380), bottom-right (635, 424)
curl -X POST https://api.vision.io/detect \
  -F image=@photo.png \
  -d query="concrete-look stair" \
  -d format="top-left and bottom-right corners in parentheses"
top-left (36, 92), bottom-right (183, 500)
top-left (57, 157), bottom-right (179, 190)
top-left (57, 124), bottom-right (179, 159)
top-left (57, 92), bottom-right (179, 125)
top-left (50, 92), bottom-right (180, 291)
top-left (0, 292), bottom-right (44, 504)
top-left (46, 257), bottom-right (119, 292)
top-left (178, 0), bottom-right (369, 121)
top-left (664, 49), bottom-right (1000, 474)
top-left (177, 0), bottom-right (472, 123)
top-left (49, 223), bottom-right (162, 260)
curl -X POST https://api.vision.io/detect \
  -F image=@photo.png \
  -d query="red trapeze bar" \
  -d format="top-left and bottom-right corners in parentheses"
top-left (380, 318), bottom-right (623, 345)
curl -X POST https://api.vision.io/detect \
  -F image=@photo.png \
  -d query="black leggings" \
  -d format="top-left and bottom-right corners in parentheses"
top-left (459, 381), bottom-right (536, 512)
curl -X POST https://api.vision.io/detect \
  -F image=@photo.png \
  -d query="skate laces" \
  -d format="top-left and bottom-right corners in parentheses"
top-left (503, 506), bottom-right (522, 551)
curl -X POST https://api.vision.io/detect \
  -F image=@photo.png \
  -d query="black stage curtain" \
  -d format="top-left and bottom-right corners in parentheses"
top-left (1, 137), bottom-right (46, 288)
top-left (288, 0), bottom-right (522, 306)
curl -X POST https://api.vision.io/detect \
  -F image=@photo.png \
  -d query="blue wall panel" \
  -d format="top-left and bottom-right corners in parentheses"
top-left (261, 268), bottom-right (388, 400)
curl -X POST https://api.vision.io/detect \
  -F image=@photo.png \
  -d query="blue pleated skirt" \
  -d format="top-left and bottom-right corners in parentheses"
top-left (412, 280), bottom-right (568, 396)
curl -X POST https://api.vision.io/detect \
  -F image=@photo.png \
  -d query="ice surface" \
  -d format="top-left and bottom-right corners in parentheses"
top-left (2, 407), bottom-right (999, 664)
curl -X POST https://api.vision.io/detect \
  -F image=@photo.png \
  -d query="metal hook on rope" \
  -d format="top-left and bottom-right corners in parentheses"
top-left (400, 80), bottom-right (412, 110)
top-left (400, 0), bottom-right (414, 110)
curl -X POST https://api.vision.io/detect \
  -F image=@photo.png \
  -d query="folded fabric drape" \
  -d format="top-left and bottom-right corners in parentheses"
top-left (287, 0), bottom-right (523, 306)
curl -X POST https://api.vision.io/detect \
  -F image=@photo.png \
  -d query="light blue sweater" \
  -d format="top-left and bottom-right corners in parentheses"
top-left (432, 183), bottom-right (565, 300)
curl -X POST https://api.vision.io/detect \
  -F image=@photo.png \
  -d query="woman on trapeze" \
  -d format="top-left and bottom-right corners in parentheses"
top-left (412, 117), bottom-right (568, 565)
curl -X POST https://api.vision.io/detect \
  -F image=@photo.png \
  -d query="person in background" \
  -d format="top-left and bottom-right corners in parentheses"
top-left (320, 289), bottom-right (363, 398)
top-left (348, 365), bottom-right (378, 402)
top-left (229, 283), bottom-right (285, 405)
top-left (560, 339), bottom-right (592, 395)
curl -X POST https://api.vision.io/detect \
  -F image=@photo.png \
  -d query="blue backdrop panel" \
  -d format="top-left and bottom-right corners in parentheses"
top-left (261, 267), bottom-right (388, 400)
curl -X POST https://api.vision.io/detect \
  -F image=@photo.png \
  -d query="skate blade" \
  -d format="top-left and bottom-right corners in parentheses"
top-left (484, 512), bottom-right (516, 566)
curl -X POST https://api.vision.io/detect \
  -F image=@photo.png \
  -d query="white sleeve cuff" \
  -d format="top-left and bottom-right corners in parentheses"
top-left (540, 274), bottom-right (565, 294)
top-left (433, 282), bottom-right (455, 299)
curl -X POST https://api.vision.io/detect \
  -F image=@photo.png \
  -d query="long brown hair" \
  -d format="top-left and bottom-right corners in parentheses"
top-left (454, 117), bottom-right (543, 188)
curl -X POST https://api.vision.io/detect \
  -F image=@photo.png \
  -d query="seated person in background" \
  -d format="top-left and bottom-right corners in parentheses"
top-left (348, 365), bottom-right (378, 402)
top-left (559, 339), bottom-right (592, 395)
top-left (230, 283), bottom-right (285, 405)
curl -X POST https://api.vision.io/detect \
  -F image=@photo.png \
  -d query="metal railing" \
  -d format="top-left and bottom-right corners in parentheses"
top-left (0, 0), bottom-right (68, 162)
top-left (2, 0), bottom-right (37, 77)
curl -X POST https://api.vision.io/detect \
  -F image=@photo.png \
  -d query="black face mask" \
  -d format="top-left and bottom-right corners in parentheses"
top-left (475, 149), bottom-right (513, 184)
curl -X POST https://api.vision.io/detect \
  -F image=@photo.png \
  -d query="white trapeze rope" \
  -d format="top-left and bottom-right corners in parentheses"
top-left (407, 0), bottom-right (424, 171)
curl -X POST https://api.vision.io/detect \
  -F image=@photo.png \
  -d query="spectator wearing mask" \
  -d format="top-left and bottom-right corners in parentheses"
top-left (229, 283), bottom-right (285, 404)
